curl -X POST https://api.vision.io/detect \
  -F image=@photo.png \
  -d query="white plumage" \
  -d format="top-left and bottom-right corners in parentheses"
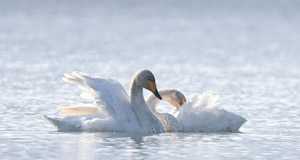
top-left (45, 71), bottom-right (246, 133)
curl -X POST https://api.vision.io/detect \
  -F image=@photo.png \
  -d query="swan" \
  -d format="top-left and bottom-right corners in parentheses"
top-left (146, 91), bottom-right (246, 132)
top-left (45, 70), bottom-right (165, 134)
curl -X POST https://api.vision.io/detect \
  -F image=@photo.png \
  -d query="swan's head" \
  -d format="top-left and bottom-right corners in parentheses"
top-left (134, 70), bottom-right (162, 100)
top-left (160, 89), bottom-right (187, 110)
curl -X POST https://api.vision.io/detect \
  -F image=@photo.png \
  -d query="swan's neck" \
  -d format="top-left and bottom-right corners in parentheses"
top-left (130, 80), bottom-right (146, 106)
top-left (129, 78), bottom-right (164, 133)
top-left (130, 79), bottom-right (155, 116)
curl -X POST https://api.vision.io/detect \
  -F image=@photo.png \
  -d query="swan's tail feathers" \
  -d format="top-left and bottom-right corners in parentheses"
top-left (44, 115), bottom-right (82, 132)
top-left (44, 115), bottom-right (61, 128)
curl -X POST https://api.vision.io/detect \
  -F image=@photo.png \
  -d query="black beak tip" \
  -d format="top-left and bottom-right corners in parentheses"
top-left (154, 90), bottom-right (162, 100)
top-left (157, 94), bottom-right (162, 100)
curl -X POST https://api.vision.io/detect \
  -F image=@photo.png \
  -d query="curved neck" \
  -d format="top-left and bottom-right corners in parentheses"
top-left (129, 77), bottom-right (164, 133)
top-left (130, 79), bottom-right (146, 106)
top-left (130, 79), bottom-right (155, 116)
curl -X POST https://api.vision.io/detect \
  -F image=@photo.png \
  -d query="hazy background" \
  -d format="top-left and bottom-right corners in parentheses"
top-left (0, 0), bottom-right (300, 159)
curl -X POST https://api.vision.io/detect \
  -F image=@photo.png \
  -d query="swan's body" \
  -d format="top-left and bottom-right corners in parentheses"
top-left (146, 91), bottom-right (246, 132)
top-left (46, 70), bottom-right (164, 134)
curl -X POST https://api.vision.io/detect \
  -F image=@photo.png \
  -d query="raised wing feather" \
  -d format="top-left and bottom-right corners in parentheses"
top-left (62, 72), bottom-right (130, 117)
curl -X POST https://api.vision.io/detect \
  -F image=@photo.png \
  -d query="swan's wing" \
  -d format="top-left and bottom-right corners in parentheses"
top-left (58, 105), bottom-right (102, 116)
top-left (63, 72), bottom-right (130, 116)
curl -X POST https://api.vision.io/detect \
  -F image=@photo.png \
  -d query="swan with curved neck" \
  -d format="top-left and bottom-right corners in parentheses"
top-left (46, 70), bottom-right (165, 134)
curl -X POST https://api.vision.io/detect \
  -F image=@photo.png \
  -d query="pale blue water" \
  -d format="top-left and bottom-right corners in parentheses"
top-left (1, 0), bottom-right (300, 159)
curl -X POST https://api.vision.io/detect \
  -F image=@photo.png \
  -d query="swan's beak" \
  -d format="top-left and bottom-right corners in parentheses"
top-left (146, 81), bottom-right (162, 100)
top-left (153, 89), bottom-right (162, 100)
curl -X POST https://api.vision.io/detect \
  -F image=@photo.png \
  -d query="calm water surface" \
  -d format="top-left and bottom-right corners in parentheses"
top-left (1, 0), bottom-right (300, 159)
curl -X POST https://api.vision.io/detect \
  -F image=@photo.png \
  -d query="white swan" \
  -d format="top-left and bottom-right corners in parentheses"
top-left (45, 70), bottom-right (165, 134)
top-left (146, 91), bottom-right (246, 132)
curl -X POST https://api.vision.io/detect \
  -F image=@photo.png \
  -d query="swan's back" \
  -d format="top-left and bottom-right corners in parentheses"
top-left (177, 94), bottom-right (246, 132)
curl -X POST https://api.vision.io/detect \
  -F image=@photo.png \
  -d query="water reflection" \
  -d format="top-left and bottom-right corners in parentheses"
top-left (54, 131), bottom-right (247, 160)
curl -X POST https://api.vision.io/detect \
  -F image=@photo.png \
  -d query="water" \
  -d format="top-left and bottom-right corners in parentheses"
top-left (1, 0), bottom-right (300, 159)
